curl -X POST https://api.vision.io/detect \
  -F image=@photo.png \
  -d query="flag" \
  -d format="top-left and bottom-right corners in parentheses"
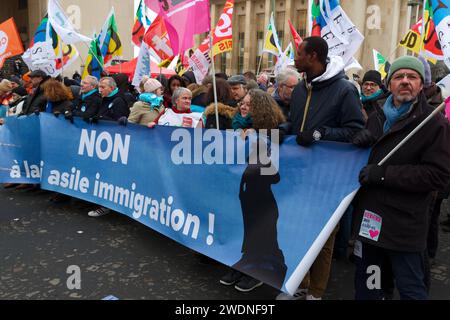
top-left (143, 15), bottom-right (175, 63)
top-left (0, 18), bottom-right (24, 68)
top-left (288, 19), bottom-right (302, 49)
top-left (310, 0), bottom-right (364, 65)
top-left (399, 17), bottom-right (441, 63)
top-left (145, 0), bottom-right (211, 54)
top-left (47, 0), bottom-right (91, 44)
top-left (98, 8), bottom-right (123, 66)
top-left (372, 49), bottom-right (391, 80)
top-left (132, 0), bottom-right (152, 47)
top-left (188, 37), bottom-right (211, 83)
top-left (132, 42), bottom-right (151, 87)
top-left (212, 0), bottom-right (234, 57)
top-left (175, 50), bottom-right (193, 76)
top-left (310, 0), bottom-right (325, 37)
top-left (82, 36), bottom-right (104, 80)
top-left (263, 12), bottom-right (281, 56)
top-left (421, 0), bottom-right (444, 60)
top-left (274, 42), bottom-right (295, 76)
top-left (429, 0), bottom-right (450, 69)
top-left (22, 15), bottom-right (79, 77)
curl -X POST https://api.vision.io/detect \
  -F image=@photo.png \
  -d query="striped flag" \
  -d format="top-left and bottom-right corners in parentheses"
top-left (98, 8), bottom-right (123, 66)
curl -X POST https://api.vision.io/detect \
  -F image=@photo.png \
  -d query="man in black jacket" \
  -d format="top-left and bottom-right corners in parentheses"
top-left (277, 36), bottom-right (365, 301)
top-left (21, 70), bottom-right (50, 115)
top-left (281, 37), bottom-right (364, 145)
top-left (97, 77), bottom-right (130, 121)
top-left (73, 75), bottom-right (102, 120)
top-left (352, 56), bottom-right (450, 300)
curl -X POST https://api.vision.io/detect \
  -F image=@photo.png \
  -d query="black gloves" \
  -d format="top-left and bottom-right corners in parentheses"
top-left (117, 116), bottom-right (128, 126)
top-left (83, 115), bottom-right (99, 124)
top-left (64, 111), bottom-right (74, 124)
top-left (34, 110), bottom-right (40, 116)
top-left (359, 165), bottom-right (386, 186)
top-left (54, 111), bottom-right (61, 118)
top-left (353, 129), bottom-right (377, 148)
top-left (296, 128), bottom-right (324, 147)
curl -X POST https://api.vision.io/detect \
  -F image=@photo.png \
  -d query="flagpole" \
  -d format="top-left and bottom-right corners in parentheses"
top-left (378, 101), bottom-right (446, 166)
top-left (209, 32), bottom-right (220, 130)
top-left (59, 40), bottom-right (64, 78)
top-left (256, 52), bottom-right (264, 76)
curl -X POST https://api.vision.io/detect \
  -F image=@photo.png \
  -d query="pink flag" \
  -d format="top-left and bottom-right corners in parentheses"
top-left (145, 0), bottom-right (211, 54)
top-left (445, 97), bottom-right (450, 121)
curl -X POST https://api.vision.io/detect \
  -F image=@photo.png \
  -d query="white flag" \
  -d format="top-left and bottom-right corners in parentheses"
top-left (132, 42), bottom-right (151, 88)
top-left (48, 0), bottom-right (91, 44)
top-left (188, 38), bottom-right (211, 84)
top-left (319, 0), bottom-right (364, 66)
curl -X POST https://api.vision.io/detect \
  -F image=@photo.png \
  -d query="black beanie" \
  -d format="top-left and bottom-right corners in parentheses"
top-left (362, 70), bottom-right (383, 87)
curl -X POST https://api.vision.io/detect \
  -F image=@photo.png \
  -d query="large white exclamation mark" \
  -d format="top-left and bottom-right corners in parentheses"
top-left (206, 213), bottom-right (215, 245)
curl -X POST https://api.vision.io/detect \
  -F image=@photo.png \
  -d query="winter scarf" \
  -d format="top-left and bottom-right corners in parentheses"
top-left (232, 112), bottom-right (253, 130)
top-left (361, 89), bottom-right (383, 103)
top-left (383, 94), bottom-right (413, 133)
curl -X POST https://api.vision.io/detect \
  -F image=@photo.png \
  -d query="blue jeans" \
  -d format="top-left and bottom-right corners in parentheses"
top-left (354, 242), bottom-right (428, 300)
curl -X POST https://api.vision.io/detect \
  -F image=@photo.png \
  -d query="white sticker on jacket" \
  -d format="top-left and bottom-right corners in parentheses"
top-left (359, 210), bottom-right (382, 242)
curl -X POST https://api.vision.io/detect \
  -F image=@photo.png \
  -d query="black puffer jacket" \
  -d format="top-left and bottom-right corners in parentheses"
top-left (352, 93), bottom-right (450, 252)
top-left (98, 91), bottom-right (130, 121)
top-left (73, 90), bottom-right (102, 119)
top-left (284, 57), bottom-right (365, 142)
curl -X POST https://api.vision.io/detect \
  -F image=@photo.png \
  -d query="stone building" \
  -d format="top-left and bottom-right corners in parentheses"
top-left (0, 0), bottom-right (430, 77)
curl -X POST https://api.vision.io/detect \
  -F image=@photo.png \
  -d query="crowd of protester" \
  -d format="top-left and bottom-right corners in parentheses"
top-left (2, 36), bottom-right (450, 300)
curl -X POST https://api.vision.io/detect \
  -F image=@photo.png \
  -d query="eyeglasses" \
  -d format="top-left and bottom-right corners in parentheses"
top-left (362, 82), bottom-right (380, 88)
top-left (391, 73), bottom-right (420, 82)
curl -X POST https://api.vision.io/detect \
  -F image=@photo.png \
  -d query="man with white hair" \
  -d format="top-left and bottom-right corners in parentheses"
top-left (272, 68), bottom-right (301, 118)
top-left (97, 77), bottom-right (130, 121)
top-left (72, 75), bottom-right (102, 120)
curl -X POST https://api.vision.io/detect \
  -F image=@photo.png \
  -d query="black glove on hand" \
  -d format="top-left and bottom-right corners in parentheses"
top-left (54, 111), bottom-right (61, 118)
top-left (90, 115), bottom-right (99, 124)
top-left (296, 128), bottom-right (323, 147)
top-left (352, 129), bottom-right (377, 148)
top-left (359, 164), bottom-right (386, 186)
top-left (34, 110), bottom-right (40, 116)
top-left (64, 111), bottom-right (74, 124)
top-left (117, 116), bottom-right (128, 126)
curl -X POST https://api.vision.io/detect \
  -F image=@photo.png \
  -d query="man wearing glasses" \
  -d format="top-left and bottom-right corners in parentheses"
top-left (272, 68), bottom-right (301, 119)
top-left (360, 70), bottom-right (389, 121)
top-left (352, 56), bottom-right (450, 300)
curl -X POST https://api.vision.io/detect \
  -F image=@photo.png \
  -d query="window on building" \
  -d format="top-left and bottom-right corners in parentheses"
top-left (296, 10), bottom-right (307, 38)
top-left (256, 31), bottom-right (264, 70)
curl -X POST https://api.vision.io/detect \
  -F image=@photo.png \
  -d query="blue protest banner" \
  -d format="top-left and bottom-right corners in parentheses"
top-left (35, 113), bottom-right (369, 294)
top-left (0, 116), bottom-right (41, 184)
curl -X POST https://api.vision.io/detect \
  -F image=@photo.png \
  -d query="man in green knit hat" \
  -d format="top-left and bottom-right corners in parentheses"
top-left (351, 55), bottom-right (450, 300)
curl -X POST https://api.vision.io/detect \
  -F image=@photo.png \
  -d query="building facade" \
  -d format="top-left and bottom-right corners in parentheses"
top-left (0, 0), bottom-right (426, 77)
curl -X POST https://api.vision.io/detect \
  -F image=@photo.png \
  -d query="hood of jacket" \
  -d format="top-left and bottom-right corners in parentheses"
top-left (204, 103), bottom-right (236, 119)
top-left (305, 56), bottom-right (346, 89)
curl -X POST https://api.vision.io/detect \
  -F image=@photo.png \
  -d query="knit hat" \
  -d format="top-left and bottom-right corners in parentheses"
top-left (418, 56), bottom-right (432, 87)
top-left (387, 56), bottom-right (425, 84)
top-left (144, 78), bottom-right (162, 93)
top-left (362, 70), bottom-right (383, 87)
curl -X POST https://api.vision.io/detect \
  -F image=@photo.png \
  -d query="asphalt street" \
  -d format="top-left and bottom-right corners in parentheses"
top-left (1, 186), bottom-right (449, 300)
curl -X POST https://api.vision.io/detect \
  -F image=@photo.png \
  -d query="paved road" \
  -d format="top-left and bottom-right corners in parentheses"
top-left (1, 186), bottom-right (449, 300)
